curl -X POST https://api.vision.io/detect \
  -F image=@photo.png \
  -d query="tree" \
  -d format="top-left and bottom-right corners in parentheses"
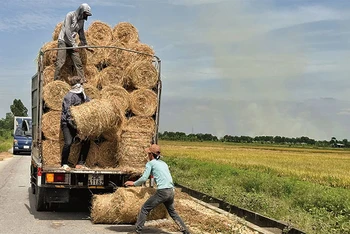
top-left (10, 99), bottom-right (28, 117)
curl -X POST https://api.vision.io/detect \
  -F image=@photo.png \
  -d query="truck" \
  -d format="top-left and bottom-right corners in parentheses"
top-left (30, 45), bottom-right (162, 211)
top-left (13, 116), bottom-right (32, 155)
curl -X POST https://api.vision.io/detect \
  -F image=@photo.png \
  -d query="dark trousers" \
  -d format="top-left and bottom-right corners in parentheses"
top-left (61, 124), bottom-right (90, 166)
top-left (135, 188), bottom-right (189, 233)
top-left (54, 40), bottom-right (84, 81)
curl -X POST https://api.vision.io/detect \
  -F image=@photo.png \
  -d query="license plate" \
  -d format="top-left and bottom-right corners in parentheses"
top-left (24, 146), bottom-right (30, 149)
top-left (88, 174), bottom-right (104, 186)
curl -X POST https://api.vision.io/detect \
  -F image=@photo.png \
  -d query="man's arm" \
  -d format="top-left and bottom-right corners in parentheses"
top-left (125, 163), bottom-right (152, 187)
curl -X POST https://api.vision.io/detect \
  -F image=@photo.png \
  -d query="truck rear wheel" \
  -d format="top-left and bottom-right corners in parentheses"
top-left (35, 187), bottom-right (47, 211)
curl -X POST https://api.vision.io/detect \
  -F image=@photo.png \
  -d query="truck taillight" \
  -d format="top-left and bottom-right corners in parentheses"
top-left (37, 167), bottom-right (42, 176)
top-left (46, 173), bottom-right (66, 183)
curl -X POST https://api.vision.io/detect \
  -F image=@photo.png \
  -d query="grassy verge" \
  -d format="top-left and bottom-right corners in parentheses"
top-left (0, 138), bottom-right (12, 153)
top-left (160, 141), bottom-right (350, 234)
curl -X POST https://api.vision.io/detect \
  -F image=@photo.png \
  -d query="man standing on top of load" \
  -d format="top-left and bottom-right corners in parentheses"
top-left (54, 3), bottom-right (93, 82)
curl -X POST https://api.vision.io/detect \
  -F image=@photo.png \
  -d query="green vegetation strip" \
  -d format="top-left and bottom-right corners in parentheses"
top-left (165, 156), bottom-right (350, 234)
top-left (0, 138), bottom-right (12, 153)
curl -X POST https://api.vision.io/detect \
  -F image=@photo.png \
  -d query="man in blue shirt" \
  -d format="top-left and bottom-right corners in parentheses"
top-left (125, 144), bottom-right (190, 234)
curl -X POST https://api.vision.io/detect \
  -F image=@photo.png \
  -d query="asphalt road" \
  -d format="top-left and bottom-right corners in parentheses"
top-left (0, 155), bottom-right (180, 234)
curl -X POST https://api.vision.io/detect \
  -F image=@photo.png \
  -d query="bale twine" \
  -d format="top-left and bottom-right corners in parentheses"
top-left (42, 111), bottom-right (61, 140)
top-left (43, 81), bottom-right (70, 110)
top-left (84, 64), bottom-right (99, 87)
top-left (86, 141), bottom-right (118, 168)
top-left (91, 187), bottom-right (167, 224)
top-left (84, 84), bottom-right (100, 100)
top-left (70, 99), bottom-right (121, 138)
top-left (130, 89), bottom-right (158, 117)
top-left (52, 22), bottom-right (63, 41)
top-left (113, 22), bottom-right (139, 44)
top-left (42, 140), bottom-right (80, 167)
top-left (98, 66), bottom-right (125, 89)
top-left (86, 21), bottom-right (113, 46)
top-left (42, 41), bottom-right (58, 67)
top-left (124, 116), bottom-right (155, 134)
top-left (126, 61), bottom-right (158, 89)
top-left (117, 131), bottom-right (153, 171)
top-left (101, 85), bottom-right (130, 113)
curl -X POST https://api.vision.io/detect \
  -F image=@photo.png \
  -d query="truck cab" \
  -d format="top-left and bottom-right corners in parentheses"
top-left (13, 117), bottom-right (32, 155)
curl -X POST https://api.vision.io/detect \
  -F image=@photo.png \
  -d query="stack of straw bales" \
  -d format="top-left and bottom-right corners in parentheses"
top-left (40, 21), bottom-right (158, 170)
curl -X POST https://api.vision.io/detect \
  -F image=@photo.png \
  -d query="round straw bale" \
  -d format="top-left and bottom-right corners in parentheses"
top-left (113, 22), bottom-right (139, 44)
top-left (129, 42), bottom-right (155, 64)
top-left (85, 141), bottom-right (99, 168)
top-left (102, 114), bottom-right (126, 142)
top-left (101, 85), bottom-right (130, 112)
top-left (42, 140), bottom-right (80, 167)
top-left (84, 83), bottom-right (100, 99)
top-left (91, 187), bottom-right (167, 224)
top-left (118, 131), bottom-right (153, 169)
top-left (86, 21), bottom-right (113, 46)
top-left (42, 41), bottom-right (58, 67)
top-left (42, 111), bottom-right (61, 140)
top-left (43, 80), bottom-right (70, 110)
top-left (130, 89), bottom-right (158, 117)
top-left (126, 61), bottom-right (158, 89)
top-left (43, 64), bottom-right (73, 86)
top-left (52, 22), bottom-right (63, 41)
top-left (84, 64), bottom-right (99, 87)
top-left (124, 116), bottom-right (155, 134)
top-left (70, 99), bottom-right (122, 138)
top-left (95, 141), bottom-right (118, 168)
top-left (105, 40), bottom-right (124, 66)
top-left (98, 66), bottom-right (125, 88)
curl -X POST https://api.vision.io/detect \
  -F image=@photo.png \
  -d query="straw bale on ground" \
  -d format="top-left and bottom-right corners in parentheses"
top-left (101, 85), bottom-right (130, 112)
top-left (87, 21), bottom-right (113, 46)
top-left (118, 131), bottom-right (153, 170)
top-left (42, 140), bottom-right (80, 167)
top-left (84, 84), bottom-right (100, 99)
top-left (42, 111), bottom-right (61, 140)
top-left (86, 141), bottom-right (118, 168)
top-left (70, 99), bottom-right (121, 138)
top-left (113, 22), bottom-right (139, 44)
top-left (43, 81), bottom-right (70, 110)
top-left (130, 89), bottom-right (158, 117)
top-left (52, 22), bottom-right (62, 41)
top-left (91, 187), bottom-right (167, 224)
top-left (98, 66), bottom-right (125, 88)
top-left (126, 61), bottom-right (158, 89)
top-left (124, 116), bottom-right (155, 134)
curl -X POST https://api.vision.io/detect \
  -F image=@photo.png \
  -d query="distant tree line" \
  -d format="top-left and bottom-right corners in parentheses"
top-left (158, 131), bottom-right (350, 148)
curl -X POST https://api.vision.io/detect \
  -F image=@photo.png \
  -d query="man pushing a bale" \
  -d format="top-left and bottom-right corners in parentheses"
top-left (124, 144), bottom-right (190, 234)
top-left (60, 76), bottom-right (91, 170)
top-left (54, 3), bottom-right (93, 82)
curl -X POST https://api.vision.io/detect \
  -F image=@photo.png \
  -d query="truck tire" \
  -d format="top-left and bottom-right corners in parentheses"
top-left (35, 187), bottom-right (47, 211)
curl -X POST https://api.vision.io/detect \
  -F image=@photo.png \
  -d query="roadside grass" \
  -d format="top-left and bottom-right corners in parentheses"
top-left (0, 137), bottom-right (12, 154)
top-left (160, 140), bottom-right (350, 234)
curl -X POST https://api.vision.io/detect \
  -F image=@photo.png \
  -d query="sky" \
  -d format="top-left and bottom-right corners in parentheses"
top-left (0, 0), bottom-right (350, 141)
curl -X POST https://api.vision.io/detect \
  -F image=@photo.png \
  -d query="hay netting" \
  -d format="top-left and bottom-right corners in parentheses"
top-left (43, 80), bottom-right (70, 110)
top-left (91, 187), bottom-right (167, 224)
top-left (86, 21), bottom-right (113, 46)
top-left (52, 22), bottom-right (62, 41)
top-left (70, 99), bottom-right (121, 138)
top-left (117, 131), bottom-right (153, 171)
top-left (84, 84), bottom-right (100, 100)
top-left (124, 116), bottom-right (155, 134)
top-left (97, 66), bottom-right (125, 88)
top-left (43, 64), bottom-right (73, 86)
top-left (101, 85), bottom-right (130, 113)
top-left (130, 89), bottom-right (158, 117)
top-left (86, 140), bottom-right (118, 168)
top-left (42, 140), bottom-right (80, 167)
top-left (125, 61), bottom-right (158, 89)
top-left (113, 22), bottom-right (139, 44)
top-left (42, 111), bottom-right (61, 140)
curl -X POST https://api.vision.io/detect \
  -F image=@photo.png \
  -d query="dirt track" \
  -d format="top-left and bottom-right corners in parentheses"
top-left (0, 151), bottom-right (12, 161)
